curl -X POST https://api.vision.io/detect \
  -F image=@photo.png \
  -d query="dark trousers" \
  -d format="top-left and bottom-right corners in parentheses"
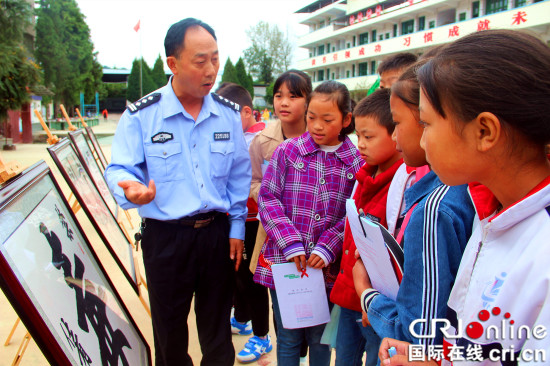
top-left (233, 220), bottom-right (270, 336)
top-left (142, 216), bottom-right (235, 366)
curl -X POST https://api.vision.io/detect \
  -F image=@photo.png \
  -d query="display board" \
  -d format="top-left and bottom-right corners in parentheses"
top-left (0, 161), bottom-right (150, 365)
top-left (84, 126), bottom-right (109, 171)
top-left (48, 139), bottom-right (137, 293)
top-left (69, 130), bottom-right (118, 219)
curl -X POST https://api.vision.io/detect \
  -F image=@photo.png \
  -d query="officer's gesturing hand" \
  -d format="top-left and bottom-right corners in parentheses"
top-left (118, 180), bottom-right (156, 205)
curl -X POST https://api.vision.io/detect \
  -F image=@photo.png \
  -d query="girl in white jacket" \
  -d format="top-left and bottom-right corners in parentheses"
top-left (378, 29), bottom-right (550, 366)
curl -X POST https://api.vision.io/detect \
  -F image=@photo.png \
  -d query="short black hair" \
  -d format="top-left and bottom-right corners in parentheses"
top-left (273, 69), bottom-right (312, 99)
top-left (354, 89), bottom-right (394, 134)
top-left (215, 82), bottom-right (253, 109)
top-left (164, 18), bottom-right (216, 58)
top-left (378, 52), bottom-right (418, 75)
top-left (308, 80), bottom-right (355, 137)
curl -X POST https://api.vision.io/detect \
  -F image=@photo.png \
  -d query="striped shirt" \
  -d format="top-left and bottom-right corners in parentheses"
top-left (253, 132), bottom-right (363, 289)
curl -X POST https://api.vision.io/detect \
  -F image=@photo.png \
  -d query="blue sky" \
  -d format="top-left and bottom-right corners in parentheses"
top-left (76, 0), bottom-right (314, 73)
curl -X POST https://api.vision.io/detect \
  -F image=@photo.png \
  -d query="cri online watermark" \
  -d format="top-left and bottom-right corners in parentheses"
top-left (407, 307), bottom-right (547, 363)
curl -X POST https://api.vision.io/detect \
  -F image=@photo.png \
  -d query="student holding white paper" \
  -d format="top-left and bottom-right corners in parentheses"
top-left (330, 89), bottom-right (403, 366)
top-left (254, 81), bottom-right (363, 366)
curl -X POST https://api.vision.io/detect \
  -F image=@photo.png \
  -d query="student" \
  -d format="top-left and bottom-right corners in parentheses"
top-left (379, 29), bottom-right (550, 366)
top-left (216, 82), bottom-right (265, 147)
top-left (248, 70), bottom-right (312, 212)
top-left (248, 70), bottom-right (312, 278)
top-left (352, 62), bottom-right (475, 350)
top-left (377, 52), bottom-right (423, 237)
top-left (215, 82), bottom-right (271, 362)
top-left (378, 52), bottom-right (418, 89)
top-left (330, 89), bottom-right (403, 366)
top-left (237, 70), bottom-right (311, 363)
top-left (255, 80), bottom-right (363, 366)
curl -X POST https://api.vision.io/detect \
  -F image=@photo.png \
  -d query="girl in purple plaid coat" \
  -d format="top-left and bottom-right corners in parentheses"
top-left (254, 81), bottom-right (364, 366)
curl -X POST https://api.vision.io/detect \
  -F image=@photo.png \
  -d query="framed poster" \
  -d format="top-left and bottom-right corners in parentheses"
top-left (0, 161), bottom-right (151, 365)
top-left (48, 138), bottom-right (138, 293)
top-left (69, 129), bottom-right (118, 219)
top-left (85, 126), bottom-right (109, 171)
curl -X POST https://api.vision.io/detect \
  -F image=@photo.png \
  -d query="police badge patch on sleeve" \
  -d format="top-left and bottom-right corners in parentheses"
top-left (151, 132), bottom-right (174, 143)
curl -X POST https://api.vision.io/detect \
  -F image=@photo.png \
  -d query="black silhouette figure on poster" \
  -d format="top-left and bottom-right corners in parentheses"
top-left (39, 215), bottom-right (131, 366)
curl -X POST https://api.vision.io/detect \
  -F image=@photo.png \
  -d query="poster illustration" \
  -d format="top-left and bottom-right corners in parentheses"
top-left (0, 161), bottom-right (150, 365)
top-left (48, 139), bottom-right (137, 291)
top-left (69, 130), bottom-right (118, 218)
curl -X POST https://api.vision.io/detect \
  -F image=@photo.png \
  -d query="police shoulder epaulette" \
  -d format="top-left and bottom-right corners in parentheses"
top-left (212, 93), bottom-right (241, 112)
top-left (127, 93), bottom-right (161, 114)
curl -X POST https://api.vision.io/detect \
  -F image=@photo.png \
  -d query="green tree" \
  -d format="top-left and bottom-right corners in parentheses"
top-left (0, 0), bottom-right (41, 122)
top-left (104, 83), bottom-right (127, 99)
top-left (258, 50), bottom-right (274, 84)
top-left (151, 55), bottom-right (167, 89)
top-left (127, 58), bottom-right (156, 102)
top-left (235, 57), bottom-right (254, 99)
top-left (221, 58), bottom-right (238, 84)
top-left (265, 81), bottom-right (275, 106)
top-left (35, 0), bottom-right (102, 114)
top-left (243, 21), bottom-right (292, 83)
top-left (142, 60), bottom-right (156, 96)
top-left (83, 53), bottom-right (105, 101)
top-left (127, 59), bottom-right (142, 102)
top-left (248, 74), bottom-right (255, 99)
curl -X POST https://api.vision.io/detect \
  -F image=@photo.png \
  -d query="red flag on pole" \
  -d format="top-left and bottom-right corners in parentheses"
top-left (134, 20), bottom-right (140, 32)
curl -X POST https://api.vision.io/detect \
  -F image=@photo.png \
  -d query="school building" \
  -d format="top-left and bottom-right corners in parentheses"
top-left (294, 0), bottom-right (550, 91)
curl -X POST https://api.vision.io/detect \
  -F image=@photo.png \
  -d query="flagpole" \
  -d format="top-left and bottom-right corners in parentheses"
top-left (139, 22), bottom-right (143, 97)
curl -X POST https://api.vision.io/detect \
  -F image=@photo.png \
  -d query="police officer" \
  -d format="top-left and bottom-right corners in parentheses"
top-left (104, 18), bottom-right (251, 366)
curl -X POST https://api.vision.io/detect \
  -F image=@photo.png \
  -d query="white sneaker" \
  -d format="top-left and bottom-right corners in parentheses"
top-left (236, 335), bottom-right (273, 363)
top-left (231, 317), bottom-right (253, 335)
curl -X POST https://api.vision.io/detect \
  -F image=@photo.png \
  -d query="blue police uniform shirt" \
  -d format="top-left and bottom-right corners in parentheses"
top-left (104, 78), bottom-right (251, 240)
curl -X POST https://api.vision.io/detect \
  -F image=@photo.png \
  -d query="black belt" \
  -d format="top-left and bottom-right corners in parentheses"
top-left (162, 211), bottom-right (221, 229)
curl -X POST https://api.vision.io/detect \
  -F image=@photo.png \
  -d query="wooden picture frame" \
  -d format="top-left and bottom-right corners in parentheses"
top-left (47, 138), bottom-right (138, 293)
top-left (69, 130), bottom-right (118, 219)
top-left (0, 161), bottom-right (151, 365)
top-left (84, 126), bottom-right (109, 171)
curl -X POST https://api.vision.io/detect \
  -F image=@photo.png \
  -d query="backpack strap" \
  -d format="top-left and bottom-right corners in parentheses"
top-left (396, 203), bottom-right (418, 246)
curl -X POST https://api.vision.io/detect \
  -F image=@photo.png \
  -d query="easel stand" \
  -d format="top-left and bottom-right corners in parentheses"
top-left (59, 104), bottom-right (77, 131)
top-left (75, 108), bottom-right (88, 128)
top-left (3, 309), bottom-right (32, 366)
top-left (10, 332), bottom-right (31, 366)
top-left (0, 154), bottom-right (22, 184)
top-left (34, 110), bottom-right (59, 145)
